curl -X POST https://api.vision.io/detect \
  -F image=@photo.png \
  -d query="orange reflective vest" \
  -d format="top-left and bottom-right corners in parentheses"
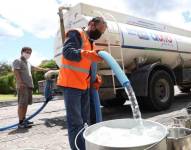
top-left (57, 28), bottom-right (95, 90)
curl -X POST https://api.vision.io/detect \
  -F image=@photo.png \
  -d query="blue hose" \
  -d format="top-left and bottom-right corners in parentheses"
top-left (0, 80), bottom-right (53, 131)
top-left (98, 51), bottom-right (130, 87)
top-left (90, 62), bottom-right (102, 123)
top-left (89, 51), bottom-right (131, 123)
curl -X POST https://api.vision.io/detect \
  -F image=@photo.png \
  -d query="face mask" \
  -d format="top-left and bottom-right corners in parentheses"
top-left (22, 52), bottom-right (31, 60)
top-left (89, 29), bottom-right (102, 40)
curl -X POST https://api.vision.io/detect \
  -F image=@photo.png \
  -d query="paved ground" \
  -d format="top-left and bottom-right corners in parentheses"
top-left (0, 87), bottom-right (191, 150)
top-left (0, 97), bottom-right (69, 150)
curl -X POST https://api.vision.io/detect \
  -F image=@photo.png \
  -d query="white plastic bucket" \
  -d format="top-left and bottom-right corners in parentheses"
top-left (84, 119), bottom-right (168, 150)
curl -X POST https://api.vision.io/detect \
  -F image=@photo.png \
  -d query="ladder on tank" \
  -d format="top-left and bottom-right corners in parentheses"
top-left (105, 13), bottom-right (125, 95)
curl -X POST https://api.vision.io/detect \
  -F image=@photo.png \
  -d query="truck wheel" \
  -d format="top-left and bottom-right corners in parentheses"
top-left (178, 86), bottom-right (190, 93)
top-left (147, 70), bottom-right (174, 111)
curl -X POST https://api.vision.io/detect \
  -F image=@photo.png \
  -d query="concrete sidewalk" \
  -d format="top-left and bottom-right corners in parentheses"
top-left (0, 98), bottom-right (70, 150)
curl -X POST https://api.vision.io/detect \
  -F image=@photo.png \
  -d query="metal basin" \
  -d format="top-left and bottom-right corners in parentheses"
top-left (84, 119), bottom-right (168, 150)
top-left (167, 127), bottom-right (191, 150)
top-left (173, 116), bottom-right (191, 129)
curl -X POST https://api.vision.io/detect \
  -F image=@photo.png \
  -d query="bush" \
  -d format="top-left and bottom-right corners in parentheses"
top-left (32, 59), bottom-right (58, 93)
top-left (32, 71), bottom-right (44, 93)
top-left (0, 62), bottom-right (12, 76)
top-left (0, 73), bottom-right (16, 94)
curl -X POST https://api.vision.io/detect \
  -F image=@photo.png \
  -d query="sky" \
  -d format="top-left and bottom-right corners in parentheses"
top-left (0, 0), bottom-right (191, 66)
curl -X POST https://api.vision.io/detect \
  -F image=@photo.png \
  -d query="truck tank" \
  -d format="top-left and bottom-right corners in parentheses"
top-left (53, 3), bottom-right (191, 110)
top-left (54, 3), bottom-right (191, 72)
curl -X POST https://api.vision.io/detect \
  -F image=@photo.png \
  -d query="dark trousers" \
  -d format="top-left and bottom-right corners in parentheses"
top-left (62, 87), bottom-right (90, 150)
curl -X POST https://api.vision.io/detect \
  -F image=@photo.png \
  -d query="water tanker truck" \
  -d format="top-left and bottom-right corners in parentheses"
top-left (52, 3), bottom-right (191, 111)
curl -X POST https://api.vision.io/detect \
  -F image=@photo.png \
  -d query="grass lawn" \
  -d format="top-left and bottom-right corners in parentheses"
top-left (0, 94), bottom-right (42, 102)
top-left (0, 94), bottom-right (17, 102)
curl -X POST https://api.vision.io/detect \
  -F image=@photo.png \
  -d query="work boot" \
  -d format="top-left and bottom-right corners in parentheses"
top-left (18, 122), bottom-right (32, 129)
top-left (24, 120), bottom-right (34, 125)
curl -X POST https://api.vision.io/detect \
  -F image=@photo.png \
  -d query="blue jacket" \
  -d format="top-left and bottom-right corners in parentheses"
top-left (62, 30), bottom-right (82, 62)
top-left (62, 30), bottom-right (93, 62)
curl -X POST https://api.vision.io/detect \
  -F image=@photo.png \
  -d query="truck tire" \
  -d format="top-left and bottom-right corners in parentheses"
top-left (145, 70), bottom-right (174, 111)
top-left (178, 86), bottom-right (190, 93)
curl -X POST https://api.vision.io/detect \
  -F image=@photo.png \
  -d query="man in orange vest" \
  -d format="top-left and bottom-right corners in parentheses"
top-left (57, 17), bottom-right (107, 150)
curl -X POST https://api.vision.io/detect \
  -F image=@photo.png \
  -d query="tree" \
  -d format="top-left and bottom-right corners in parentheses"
top-left (0, 62), bottom-right (12, 76)
top-left (39, 59), bottom-right (58, 69)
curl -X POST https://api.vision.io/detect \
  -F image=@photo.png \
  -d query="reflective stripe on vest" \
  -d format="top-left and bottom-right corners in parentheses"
top-left (60, 64), bottom-right (89, 74)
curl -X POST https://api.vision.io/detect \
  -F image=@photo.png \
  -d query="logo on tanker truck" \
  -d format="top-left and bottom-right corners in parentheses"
top-left (128, 30), bottom-right (173, 44)
top-left (150, 33), bottom-right (172, 43)
top-left (137, 32), bottom-right (173, 43)
top-left (137, 32), bottom-right (150, 40)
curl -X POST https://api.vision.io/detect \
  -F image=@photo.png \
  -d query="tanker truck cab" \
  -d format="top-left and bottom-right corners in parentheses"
top-left (54, 3), bottom-right (191, 111)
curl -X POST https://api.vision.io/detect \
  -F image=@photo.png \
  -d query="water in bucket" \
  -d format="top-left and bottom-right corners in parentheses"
top-left (84, 119), bottom-right (168, 150)
top-left (86, 125), bottom-right (164, 147)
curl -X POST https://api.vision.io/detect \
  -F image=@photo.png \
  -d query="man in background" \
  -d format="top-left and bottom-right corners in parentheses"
top-left (13, 47), bottom-right (48, 129)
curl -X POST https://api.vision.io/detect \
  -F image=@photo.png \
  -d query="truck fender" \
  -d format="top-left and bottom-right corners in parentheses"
top-left (129, 62), bottom-right (176, 96)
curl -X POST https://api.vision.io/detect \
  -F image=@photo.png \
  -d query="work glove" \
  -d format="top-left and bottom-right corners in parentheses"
top-left (92, 74), bottom-right (102, 90)
top-left (81, 49), bottom-right (103, 62)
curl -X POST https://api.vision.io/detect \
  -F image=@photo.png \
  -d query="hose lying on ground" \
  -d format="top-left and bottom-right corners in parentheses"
top-left (0, 80), bottom-right (53, 131)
